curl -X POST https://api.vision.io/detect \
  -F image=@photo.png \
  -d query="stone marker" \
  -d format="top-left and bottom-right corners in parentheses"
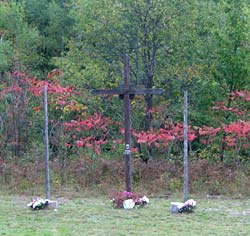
top-left (170, 199), bottom-right (196, 213)
top-left (47, 200), bottom-right (59, 209)
top-left (170, 202), bottom-right (183, 213)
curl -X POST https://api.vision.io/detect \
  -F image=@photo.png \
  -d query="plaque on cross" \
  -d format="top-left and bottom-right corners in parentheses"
top-left (91, 54), bottom-right (164, 192)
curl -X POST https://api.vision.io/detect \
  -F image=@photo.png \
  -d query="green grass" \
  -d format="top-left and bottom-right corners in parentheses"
top-left (0, 194), bottom-right (250, 236)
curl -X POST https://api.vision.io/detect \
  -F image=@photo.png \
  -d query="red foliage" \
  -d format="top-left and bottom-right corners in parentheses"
top-left (28, 79), bottom-right (73, 97)
top-left (224, 121), bottom-right (250, 137)
top-left (222, 121), bottom-right (250, 149)
top-left (208, 90), bottom-right (250, 154)
top-left (213, 102), bottom-right (246, 116)
top-left (133, 122), bottom-right (196, 148)
top-left (0, 83), bottom-right (22, 96)
top-left (1, 70), bottom-right (75, 112)
top-left (47, 69), bottom-right (63, 79)
top-left (231, 90), bottom-right (250, 101)
top-left (3, 71), bottom-right (250, 158)
top-left (64, 113), bottom-right (116, 155)
top-left (213, 91), bottom-right (250, 116)
top-left (198, 126), bottom-right (221, 146)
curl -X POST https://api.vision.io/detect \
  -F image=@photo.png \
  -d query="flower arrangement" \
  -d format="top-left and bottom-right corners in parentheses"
top-left (178, 199), bottom-right (196, 213)
top-left (111, 191), bottom-right (149, 209)
top-left (27, 198), bottom-right (49, 210)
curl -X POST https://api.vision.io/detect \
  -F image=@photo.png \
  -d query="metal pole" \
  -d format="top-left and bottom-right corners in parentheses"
top-left (183, 90), bottom-right (188, 202)
top-left (44, 84), bottom-right (50, 199)
top-left (124, 54), bottom-right (132, 192)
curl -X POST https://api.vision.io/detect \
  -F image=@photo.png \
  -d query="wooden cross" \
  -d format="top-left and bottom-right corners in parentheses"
top-left (91, 54), bottom-right (164, 192)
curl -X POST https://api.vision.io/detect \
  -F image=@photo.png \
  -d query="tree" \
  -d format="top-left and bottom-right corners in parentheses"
top-left (209, 0), bottom-right (250, 161)
top-left (22, 0), bottom-right (75, 72)
top-left (60, 0), bottom-right (172, 130)
top-left (0, 71), bottom-right (35, 157)
top-left (162, 1), bottom-right (219, 125)
top-left (209, 1), bottom-right (250, 101)
top-left (0, 1), bottom-right (41, 73)
top-left (0, 41), bottom-right (13, 73)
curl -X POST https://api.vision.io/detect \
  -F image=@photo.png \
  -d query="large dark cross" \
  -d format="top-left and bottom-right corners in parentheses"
top-left (91, 54), bottom-right (164, 192)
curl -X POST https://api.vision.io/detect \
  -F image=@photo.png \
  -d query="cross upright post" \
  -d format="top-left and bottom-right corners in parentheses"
top-left (91, 54), bottom-right (164, 192)
top-left (123, 54), bottom-right (132, 192)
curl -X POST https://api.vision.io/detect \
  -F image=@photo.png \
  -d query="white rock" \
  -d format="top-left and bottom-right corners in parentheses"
top-left (123, 199), bottom-right (135, 209)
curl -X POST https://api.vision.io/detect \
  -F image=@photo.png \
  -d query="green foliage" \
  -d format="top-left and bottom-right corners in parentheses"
top-left (2, 0), bottom-right (250, 165)
top-left (0, 1), bottom-right (42, 72)
top-left (0, 41), bottom-right (13, 72)
top-left (210, 0), bottom-right (250, 94)
top-left (0, 0), bottom-right (75, 73)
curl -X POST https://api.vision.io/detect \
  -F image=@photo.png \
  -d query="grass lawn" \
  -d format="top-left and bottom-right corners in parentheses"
top-left (0, 194), bottom-right (249, 236)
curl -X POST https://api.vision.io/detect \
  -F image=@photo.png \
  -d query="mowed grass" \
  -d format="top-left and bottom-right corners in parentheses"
top-left (0, 194), bottom-right (250, 236)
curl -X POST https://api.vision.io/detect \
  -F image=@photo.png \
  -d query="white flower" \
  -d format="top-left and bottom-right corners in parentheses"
top-left (32, 201), bottom-right (41, 209)
top-left (27, 198), bottom-right (48, 209)
top-left (184, 199), bottom-right (196, 207)
top-left (123, 199), bottom-right (135, 209)
top-left (140, 196), bottom-right (149, 204)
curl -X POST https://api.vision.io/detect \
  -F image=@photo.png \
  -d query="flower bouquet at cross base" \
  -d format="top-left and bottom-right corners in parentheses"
top-left (27, 198), bottom-right (49, 210)
top-left (111, 191), bottom-right (149, 209)
top-left (178, 199), bottom-right (196, 213)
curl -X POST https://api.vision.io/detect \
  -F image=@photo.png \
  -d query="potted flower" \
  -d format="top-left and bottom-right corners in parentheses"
top-left (170, 199), bottom-right (196, 213)
top-left (27, 198), bottom-right (49, 210)
top-left (111, 191), bottom-right (149, 209)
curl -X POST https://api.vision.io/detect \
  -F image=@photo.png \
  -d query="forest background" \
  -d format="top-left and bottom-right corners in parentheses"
top-left (0, 0), bottom-right (250, 197)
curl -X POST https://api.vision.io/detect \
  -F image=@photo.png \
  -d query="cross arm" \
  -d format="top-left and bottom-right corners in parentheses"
top-left (91, 88), bottom-right (164, 95)
top-left (91, 89), bottom-right (123, 95)
top-left (132, 88), bottom-right (164, 95)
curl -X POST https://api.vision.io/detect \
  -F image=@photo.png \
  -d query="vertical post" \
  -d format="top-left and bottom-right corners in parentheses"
top-left (124, 54), bottom-right (132, 192)
top-left (44, 84), bottom-right (50, 199)
top-left (183, 90), bottom-right (188, 202)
